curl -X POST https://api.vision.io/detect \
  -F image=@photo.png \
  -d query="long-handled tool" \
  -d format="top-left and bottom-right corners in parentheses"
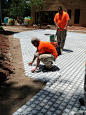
top-left (50, 32), bottom-right (61, 56)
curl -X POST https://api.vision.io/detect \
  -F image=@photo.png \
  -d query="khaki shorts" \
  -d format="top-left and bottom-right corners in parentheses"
top-left (34, 52), bottom-right (56, 69)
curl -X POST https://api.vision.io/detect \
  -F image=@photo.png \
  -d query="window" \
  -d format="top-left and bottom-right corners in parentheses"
top-left (68, 10), bottom-right (71, 19)
top-left (74, 9), bottom-right (80, 24)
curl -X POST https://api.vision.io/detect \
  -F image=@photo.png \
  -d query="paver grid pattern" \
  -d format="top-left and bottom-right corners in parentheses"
top-left (13, 30), bottom-right (86, 115)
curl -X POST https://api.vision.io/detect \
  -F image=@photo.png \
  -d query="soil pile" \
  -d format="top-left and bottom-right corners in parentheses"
top-left (0, 33), bottom-right (12, 83)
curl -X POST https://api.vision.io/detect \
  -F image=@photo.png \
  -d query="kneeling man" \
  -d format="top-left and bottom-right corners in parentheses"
top-left (29, 37), bottom-right (58, 72)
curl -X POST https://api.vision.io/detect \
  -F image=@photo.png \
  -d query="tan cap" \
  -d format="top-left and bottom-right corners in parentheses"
top-left (31, 37), bottom-right (40, 43)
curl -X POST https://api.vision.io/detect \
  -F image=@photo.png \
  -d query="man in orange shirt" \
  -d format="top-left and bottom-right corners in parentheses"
top-left (29, 37), bottom-right (58, 72)
top-left (54, 6), bottom-right (70, 52)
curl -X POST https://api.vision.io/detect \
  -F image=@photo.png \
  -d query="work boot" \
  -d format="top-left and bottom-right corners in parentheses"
top-left (79, 98), bottom-right (84, 106)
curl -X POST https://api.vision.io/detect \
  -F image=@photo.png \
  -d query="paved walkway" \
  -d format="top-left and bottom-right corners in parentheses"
top-left (13, 30), bottom-right (86, 115)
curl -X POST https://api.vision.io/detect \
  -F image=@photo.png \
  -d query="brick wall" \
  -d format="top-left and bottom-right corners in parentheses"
top-left (31, 0), bottom-right (86, 26)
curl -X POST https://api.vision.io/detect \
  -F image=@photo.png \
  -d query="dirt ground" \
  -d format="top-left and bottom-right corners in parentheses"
top-left (0, 26), bottom-right (45, 115)
top-left (0, 25), bottom-right (86, 115)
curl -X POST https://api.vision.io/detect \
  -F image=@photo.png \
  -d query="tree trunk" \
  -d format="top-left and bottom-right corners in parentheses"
top-left (0, 0), bottom-right (2, 26)
top-left (40, 5), bottom-right (42, 28)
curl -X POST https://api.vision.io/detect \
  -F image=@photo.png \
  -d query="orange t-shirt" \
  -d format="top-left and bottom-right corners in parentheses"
top-left (54, 11), bottom-right (70, 31)
top-left (37, 41), bottom-right (58, 58)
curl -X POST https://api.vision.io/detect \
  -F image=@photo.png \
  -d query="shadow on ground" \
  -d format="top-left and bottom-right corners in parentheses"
top-left (0, 80), bottom-right (45, 115)
top-left (63, 49), bottom-right (73, 53)
top-left (35, 65), bottom-right (60, 73)
top-left (0, 30), bottom-right (19, 35)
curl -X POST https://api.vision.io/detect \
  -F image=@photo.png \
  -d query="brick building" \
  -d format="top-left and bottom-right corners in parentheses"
top-left (31, 0), bottom-right (86, 26)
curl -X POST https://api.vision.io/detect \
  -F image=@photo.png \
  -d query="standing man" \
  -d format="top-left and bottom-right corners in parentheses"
top-left (29, 37), bottom-right (58, 72)
top-left (54, 6), bottom-right (70, 52)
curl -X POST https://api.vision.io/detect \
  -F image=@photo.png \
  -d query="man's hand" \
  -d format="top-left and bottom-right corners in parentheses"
top-left (31, 67), bottom-right (37, 73)
top-left (63, 26), bottom-right (67, 30)
top-left (31, 56), bottom-right (40, 72)
top-left (28, 61), bottom-right (33, 66)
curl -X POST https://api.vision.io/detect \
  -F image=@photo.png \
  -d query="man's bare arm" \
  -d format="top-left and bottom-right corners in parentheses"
top-left (29, 51), bottom-right (38, 65)
top-left (28, 56), bottom-right (36, 65)
top-left (31, 56), bottom-right (40, 72)
top-left (54, 21), bottom-right (60, 30)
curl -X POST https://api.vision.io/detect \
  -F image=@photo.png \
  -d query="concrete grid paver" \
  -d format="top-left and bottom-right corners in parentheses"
top-left (13, 30), bottom-right (86, 115)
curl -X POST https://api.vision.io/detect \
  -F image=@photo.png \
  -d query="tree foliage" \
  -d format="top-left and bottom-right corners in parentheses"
top-left (30, 0), bottom-right (45, 12)
top-left (1, 0), bottom-right (31, 20)
top-left (8, 0), bottom-right (30, 18)
top-left (29, 0), bottom-right (46, 26)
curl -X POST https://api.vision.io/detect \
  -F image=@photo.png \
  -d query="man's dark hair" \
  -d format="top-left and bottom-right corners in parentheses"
top-left (31, 40), bottom-right (37, 44)
top-left (31, 37), bottom-right (40, 44)
top-left (58, 6), bottom-right (62, 11)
